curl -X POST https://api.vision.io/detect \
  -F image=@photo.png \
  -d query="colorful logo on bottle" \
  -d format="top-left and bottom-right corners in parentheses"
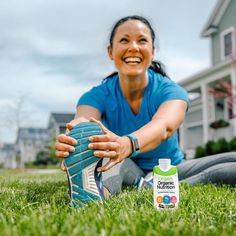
top-left (156, 196), bottom-right (162, 204)
top-left (163, 195), bottom-right (171, 204)
top-left (171, 196), bottom-right (177, 204)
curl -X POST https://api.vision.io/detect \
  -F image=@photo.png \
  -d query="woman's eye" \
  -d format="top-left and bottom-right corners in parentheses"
top-left (120, 38), bottom-right (128, 43)
top-left (139, 38), bottom-right (147, 43)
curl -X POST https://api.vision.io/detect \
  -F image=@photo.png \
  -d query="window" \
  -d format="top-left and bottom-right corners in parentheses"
top-left (221, 27), bottom-right (235, 60)
top-left (224, 32), bottom-right (232, 57)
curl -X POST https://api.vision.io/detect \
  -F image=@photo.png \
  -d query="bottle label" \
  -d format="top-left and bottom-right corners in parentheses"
top-left (153, 166), bottom-right (179, 209)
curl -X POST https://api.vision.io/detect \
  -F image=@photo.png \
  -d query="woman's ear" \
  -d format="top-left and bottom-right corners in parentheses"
top-left (152, 47), bottom-right (155, 60)
top-left (107, 46), bottom-right (113, 60)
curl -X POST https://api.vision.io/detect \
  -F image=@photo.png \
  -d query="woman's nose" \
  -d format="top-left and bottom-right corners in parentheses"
top-left (128, 41), bottom-right (139, 52)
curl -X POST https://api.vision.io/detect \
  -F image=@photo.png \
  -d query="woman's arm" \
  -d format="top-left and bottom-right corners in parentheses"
top-left (133, 100), bottom-right (187, 153)
top-left (88, 99), bottom-right (187, 172)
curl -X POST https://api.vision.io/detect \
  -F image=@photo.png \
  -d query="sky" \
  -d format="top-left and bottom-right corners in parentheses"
top-left (0, 0), bottom-right (217, 143)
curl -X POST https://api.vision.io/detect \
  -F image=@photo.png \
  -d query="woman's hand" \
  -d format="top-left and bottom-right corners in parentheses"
top-left (55, 117), bottom-right (89, 170)
top-left (88, 118), bottom-right (132, 172)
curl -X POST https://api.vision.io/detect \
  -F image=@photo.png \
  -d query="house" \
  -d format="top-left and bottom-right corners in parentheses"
top-left (179, 0), bottom-right (236, 158)
top-left (0, 143), bottom-right (16, 168)
top-left (0, 112), bottom-right (75, 168)
top-left (48, 112), bottom-right (75, 140)
top-left (15, 128), bottom-right (49, 167)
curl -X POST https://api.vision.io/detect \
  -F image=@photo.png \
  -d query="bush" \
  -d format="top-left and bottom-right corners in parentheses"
top-left (229, 137), bottom-right (236, 150)
top-left (195, 136), bottom-right (235, 158)
top-left (205, 140), bottom-right (217, 155)
top-left (217, 138), bottom-right (230, 153)
top-left (195, 145), bottom-right (206, 158)
top-left (33, 150), bottom-right (59, 166)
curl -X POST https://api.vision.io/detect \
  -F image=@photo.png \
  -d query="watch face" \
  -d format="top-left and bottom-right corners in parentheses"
top-left (127, 134), bottom-right (140, 157)
top-left (133, 138), bottom-right (140, 151)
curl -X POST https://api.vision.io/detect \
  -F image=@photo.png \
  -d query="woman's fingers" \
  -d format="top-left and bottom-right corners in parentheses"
top-left (55, 134), bottom-right (76, 158)
top-left (60, 160), bottom-right (67, 171)
top-left (57, 134), bottom-right (77, 145)
top-left (93, 150), bottom-right (117, 158)
top-left (55, 142), bottom-right (75, 152)
top-left (88, 141), bottom-right (119, 151)
top-left (55, 150), bottom-right (70, 158)
top-left (97, 159), bottom-right (119, 172)
top-left (89, 134), bottom-right (117, 142)
top-left (66, 117), bottom-right (90, 133)
top-left (89, 117), bottom-right (110, 134)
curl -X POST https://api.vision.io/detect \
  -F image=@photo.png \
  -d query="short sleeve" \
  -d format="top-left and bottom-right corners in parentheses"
top-left (77, 85), bottom-right (106, 113)
top-left (157, 76), bottom-right (189, 110)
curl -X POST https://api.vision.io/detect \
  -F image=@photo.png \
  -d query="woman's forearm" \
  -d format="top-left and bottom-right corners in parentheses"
top-left (133, 118), bottom-right (170, 153)
top-left (131, 100), bottom-right (187, 154)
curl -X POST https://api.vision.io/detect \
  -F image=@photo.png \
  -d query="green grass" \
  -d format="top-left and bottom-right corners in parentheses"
top-left (0, 170), bottom-right (236, 236)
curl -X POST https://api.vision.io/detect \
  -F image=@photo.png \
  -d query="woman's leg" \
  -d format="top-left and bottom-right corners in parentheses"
top-left (177, 152), bottom-right (236, 185)
top-left (102, 158), bottom-right (145, 195)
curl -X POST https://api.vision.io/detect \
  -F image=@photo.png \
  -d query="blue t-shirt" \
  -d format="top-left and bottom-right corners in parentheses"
top-left (78, 69), bottom-right (189, 170)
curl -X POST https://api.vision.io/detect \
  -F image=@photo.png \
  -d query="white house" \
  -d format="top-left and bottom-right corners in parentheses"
top-left (179, 0), bottom-right (236, 158)
top-left (48, 112), bottom-right (75, 139)
top-left (15, 128), bottom-right (49, 168)
top-left (0, 143), bottom-right (16, 168)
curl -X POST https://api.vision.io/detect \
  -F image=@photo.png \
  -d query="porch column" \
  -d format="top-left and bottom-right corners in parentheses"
top-left (201, 83), bottom-right (209, 143)
top-left (231, 68), bottom-right (236, 135)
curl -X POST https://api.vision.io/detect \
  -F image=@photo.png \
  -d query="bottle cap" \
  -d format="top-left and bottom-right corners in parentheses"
top-left (159, 158), bottom-right (171, 165)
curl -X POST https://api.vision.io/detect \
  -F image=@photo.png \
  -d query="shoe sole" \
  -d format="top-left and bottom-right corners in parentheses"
top-left (64, 122), bottom-right (104, 206)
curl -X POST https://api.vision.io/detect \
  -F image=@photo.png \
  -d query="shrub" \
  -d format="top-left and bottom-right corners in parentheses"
top-left (205, 140), bottom-right (217, 155)
top-left (195, 146), bottom-right (206, 158)
top-left (229, 137), bottom-right (236, 150)
top-left (194, 137), bottom-right (233, 158)
top-left (33, 150), bottom-right (59, 166)
top-left (217, 138), bottom-right (230, 153)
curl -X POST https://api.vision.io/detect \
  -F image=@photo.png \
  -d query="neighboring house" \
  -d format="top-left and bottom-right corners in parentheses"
top-left (15, 128), bottom-right (49, 168)
top-left (179, 0), bottom-right (236, 158)
top-left (0, 112), bottom-right (75, 169)
top-left (0, 143), bottom-right (16, 168)
top-left (48, 112), bottom-right (75, 140)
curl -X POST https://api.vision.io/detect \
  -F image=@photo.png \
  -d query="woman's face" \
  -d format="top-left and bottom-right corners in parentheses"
top-left (108, 20), bottom-right (154, 78)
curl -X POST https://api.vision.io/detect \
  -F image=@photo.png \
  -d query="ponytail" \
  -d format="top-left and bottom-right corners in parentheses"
top-left (149, 60), bottom-right (169, 78)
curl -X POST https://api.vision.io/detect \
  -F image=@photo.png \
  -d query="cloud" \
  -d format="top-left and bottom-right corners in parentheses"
top-left (0, 0), bottom-right (218, 142)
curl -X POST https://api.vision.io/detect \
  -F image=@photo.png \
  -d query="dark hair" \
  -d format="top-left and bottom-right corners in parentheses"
top-left (104, 15), bottom-right (168, 81)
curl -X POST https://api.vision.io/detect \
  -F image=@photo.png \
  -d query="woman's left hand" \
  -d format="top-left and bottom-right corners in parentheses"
top-left (88, 117), bottom-right (132, 172)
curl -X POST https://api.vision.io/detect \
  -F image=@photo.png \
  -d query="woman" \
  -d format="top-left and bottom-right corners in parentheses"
top-left (55, 15), bottom-right (236, 205)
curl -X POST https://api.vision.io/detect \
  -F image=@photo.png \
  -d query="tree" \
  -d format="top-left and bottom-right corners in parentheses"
top-left (0, 94), bottom-right (32, 167)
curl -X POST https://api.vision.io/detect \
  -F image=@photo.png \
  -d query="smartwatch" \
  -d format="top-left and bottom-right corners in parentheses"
top-left (126, 134), bottom-right (140, 158)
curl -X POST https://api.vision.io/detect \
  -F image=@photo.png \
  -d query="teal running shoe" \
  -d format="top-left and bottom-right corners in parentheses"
top-left (64, 122), bottom-right (104, 206)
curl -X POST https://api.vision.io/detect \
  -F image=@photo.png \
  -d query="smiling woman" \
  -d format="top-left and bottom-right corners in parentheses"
top-left (54, 15), bottom-right (236, 206)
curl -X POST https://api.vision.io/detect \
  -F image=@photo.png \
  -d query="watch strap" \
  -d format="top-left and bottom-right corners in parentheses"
top-left (126, 134), bottom-right (140, 158)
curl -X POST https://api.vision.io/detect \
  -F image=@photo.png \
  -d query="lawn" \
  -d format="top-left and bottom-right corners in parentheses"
top-left (0, 170), bottom-right (235, 236)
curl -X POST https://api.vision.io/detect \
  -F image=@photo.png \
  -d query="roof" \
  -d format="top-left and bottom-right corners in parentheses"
top-left (17, 128), bottom-right (48, 141)
top-left (179, 59), bottom-right (232, 87)
top-left (201, 0), bottom-right (231, 37)
top-left (51, 113), bottom-right (75, 124)
top-left (0, 143), bottom-right (15, 151)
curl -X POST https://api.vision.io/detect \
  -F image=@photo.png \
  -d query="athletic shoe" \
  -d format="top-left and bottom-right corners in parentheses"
top-left (64, 122), bottom-right (104, 206)
top-left (138, 172), bottom-right (153, 190)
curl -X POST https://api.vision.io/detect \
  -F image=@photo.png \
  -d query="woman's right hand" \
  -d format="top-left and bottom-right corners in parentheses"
top-left (54, 117), bottom-right (89, 170)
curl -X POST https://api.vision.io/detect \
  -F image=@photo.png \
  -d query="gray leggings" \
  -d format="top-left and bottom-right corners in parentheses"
top-left (102, 152), bottom-right (236, 195)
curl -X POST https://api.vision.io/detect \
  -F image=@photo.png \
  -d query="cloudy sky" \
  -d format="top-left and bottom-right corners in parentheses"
top-left (0, 0), bottom-right (217, 143)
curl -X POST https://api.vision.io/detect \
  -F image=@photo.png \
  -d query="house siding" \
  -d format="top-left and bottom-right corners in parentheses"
top-left (212, 0), bottom-right (236, 65)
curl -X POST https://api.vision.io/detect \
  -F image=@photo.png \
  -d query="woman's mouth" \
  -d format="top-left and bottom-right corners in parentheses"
top-left (123, 57), bottom-right (142, 64)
